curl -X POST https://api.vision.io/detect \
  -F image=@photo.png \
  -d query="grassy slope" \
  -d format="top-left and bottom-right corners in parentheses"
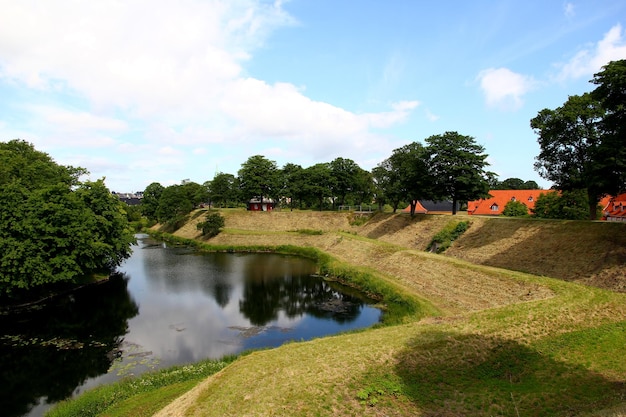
top-left (151, 210), bottom-right (626, 417)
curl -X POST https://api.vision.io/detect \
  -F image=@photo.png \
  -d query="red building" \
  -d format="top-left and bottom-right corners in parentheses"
top-left (247, 197), bottom-right (276, 211)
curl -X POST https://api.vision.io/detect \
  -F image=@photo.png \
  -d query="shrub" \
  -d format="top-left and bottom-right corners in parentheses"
top-left (196, 212), bottom-right (225, 237)
top-left (502, 200), bottom-right (529, 217)
top-left (427, 220), bottom-right (470, 253)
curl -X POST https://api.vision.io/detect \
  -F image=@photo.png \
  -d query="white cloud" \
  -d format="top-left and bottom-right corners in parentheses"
top-left (557, 24), bottom-right (626, 80)
top-left (477, 67), bottom-right (536, 111)
top-left (0, 0), bottom-right (419, 189)
top-left (563, 2), bottom-right (575, 18)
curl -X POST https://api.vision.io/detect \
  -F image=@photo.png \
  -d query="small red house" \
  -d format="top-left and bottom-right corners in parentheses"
top-left (602, 193), bottom-right (626, 222)
top-left (247, 197), bottom-right (276, 211)
top-left (467, 190), bottom-right (547, 216)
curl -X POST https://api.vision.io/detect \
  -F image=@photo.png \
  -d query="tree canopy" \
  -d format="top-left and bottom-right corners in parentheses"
top-left (0, 140), bottom-right (135, 298)
top-left (426, 132), bottom-right (493, 214)
top-left (530, 60), bottom-right (626, 220)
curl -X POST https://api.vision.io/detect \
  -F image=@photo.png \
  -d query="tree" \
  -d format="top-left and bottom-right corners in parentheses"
top-left (281, 163), bottom-right (305, 210)
top-left (181, 181), bottom-right (209, 207)
top-left (425, 132), bottom-right (492, 214)
top-left (531, 190), bottom-right (591, 220)
top-left (156, 185), bottom-right (194, 224)
top-left (302, 163), bottom-right (335, 210)
top-left (591, 59), bottom-right (626, 195)
top-left (238, 155), bottom-right (280, 204)
top-left (141, 182), bottom-right (164, 221)
top-left (0, 140), bottom-right (135, 297)
top-left (393, 142), bottom-right (432, 216)
top-left (492, 178), bottom-right (541, 190)
top-left (372, 159), bottom-right (404, 212)
top-left (329, 157), bottom-right (361, 208)
top-left (502, 200), bottom-right (529, 217)
top-left (530, 93), bottom-right (606, 219)
top-left (196, 212), bottom-right (225, 238)
top-left (207, 173), bottom-right (240, 207)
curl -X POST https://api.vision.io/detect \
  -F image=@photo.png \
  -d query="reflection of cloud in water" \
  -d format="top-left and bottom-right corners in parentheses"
top-left (117, 236), bottom-right (379, 369)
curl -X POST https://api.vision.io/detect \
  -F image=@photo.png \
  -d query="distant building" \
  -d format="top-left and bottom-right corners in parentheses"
top-left (112, 191), bottom-right (143, 206)
top-left (247, 197), bottom-right (276, 211)
top-left (467, 190), bottom-right (547, 216)
top-left (402, 200), bottom-right (460, 214)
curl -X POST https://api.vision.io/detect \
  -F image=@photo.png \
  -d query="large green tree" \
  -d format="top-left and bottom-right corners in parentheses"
top-left (425, 132), bottom-right (492, 214)
top-left (391, 142), bottom-right (432, 216)
top-left (329, 157), bottom-right (362, 208)
top-left (141, 182), bottom-right (164, 221)
top-left (238, 155), bottom-right (280, 203)
top-left (372, 158), bottom-right (405, 212)
top-left (207, 173), bottom-right (240, 208)
top-left (302, 163), bottom-right (335, 210)
top-left (0, 140), bottom-right (135, 297)
top-left (591, 59), bottom-right (626, 195)
top-left (280, 163), bottom-right (305, 210)
top-left (156, 184), bottom-right (194, 223)
top-left (530, 93), bottom-right (606, 219)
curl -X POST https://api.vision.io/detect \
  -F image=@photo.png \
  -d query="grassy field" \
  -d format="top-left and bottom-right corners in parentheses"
top-left (49, 210), bottom-right (626, 416)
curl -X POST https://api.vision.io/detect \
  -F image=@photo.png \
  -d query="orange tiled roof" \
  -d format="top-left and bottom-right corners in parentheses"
top-left (467, 190), bottom-right (549, 216)
top-left (603, 193), bottom-right (626, 220)
top-left (401, 200), bottom-right (428, 214)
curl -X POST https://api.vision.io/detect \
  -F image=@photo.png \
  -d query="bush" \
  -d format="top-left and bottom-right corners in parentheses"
top-left (427, 221), bottom-right (470, 253)
top-left (196, 212), bottom-right (225, 237)
top-left (502, 200), bottom-right (529, 217)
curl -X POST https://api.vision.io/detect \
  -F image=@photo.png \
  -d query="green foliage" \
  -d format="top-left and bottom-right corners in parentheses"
top-left (502, 200), bottom-right (529, 217)
top-left (426, 132), bottom-right (493, 214)
top-left (46, 357), bottom-right (236, 417)
top-left (493, 177), bottom-right (540, 190)
top-left (531, 190), bottom-right (592, 220)
top-left (357, 375), bottom-right (402, 407)
top-left (196, 212), bottom-right (225, 237)
top-left (206, 172), bottom-right (240, 207)
top-left (0, 141), bottom-right (135, 298)
top-left (427, 221), bottom-right (470, 253)
top-left (238, 155), bottom-right (280, 202)
top-left (141, 182), bottom-right (164, 221)
top-left (156, 185), bottom-right (193, 223)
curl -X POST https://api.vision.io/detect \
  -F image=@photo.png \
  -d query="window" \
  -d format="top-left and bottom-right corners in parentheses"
top-left (491, 204), bottom-right (499, 211)
top-left (528, 196), bottom-right (534, 202)
top-left (511, 197), bottom-right (516, 202)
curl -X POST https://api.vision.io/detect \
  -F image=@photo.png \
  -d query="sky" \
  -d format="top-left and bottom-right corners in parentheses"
top-left (1, 0), bottom-right (625, 193)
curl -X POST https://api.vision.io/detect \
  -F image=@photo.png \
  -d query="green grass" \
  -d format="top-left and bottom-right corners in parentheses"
top-left (48, 214), bottom-right (626, 416)
top-left (45, 357), bottom-right (236, 417)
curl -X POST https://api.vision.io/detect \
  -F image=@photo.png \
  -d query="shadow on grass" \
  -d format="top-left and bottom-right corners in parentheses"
top-left (363, 213), bottom-right (430, 241)
top-left (395, 331), bottom-right (625, 416)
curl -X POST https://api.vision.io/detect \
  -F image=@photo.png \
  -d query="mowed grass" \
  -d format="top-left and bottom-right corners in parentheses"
top-left (48, 211), bottom-right (626, 416)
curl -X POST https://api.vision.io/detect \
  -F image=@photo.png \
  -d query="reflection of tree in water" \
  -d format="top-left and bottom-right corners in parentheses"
top-left (239, 254), bottom-right (365, 326)
top-left (0, 274), bottom-right (138, 417)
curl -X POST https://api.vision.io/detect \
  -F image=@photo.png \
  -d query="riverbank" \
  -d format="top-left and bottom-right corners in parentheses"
top-left (49, 210), bottom-right (626, 416)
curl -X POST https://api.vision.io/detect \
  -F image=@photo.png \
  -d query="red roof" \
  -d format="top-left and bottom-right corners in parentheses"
top-left (467, 190), bottom-right (548, 216)
top-left (603, 193), bottom-right (626, 221)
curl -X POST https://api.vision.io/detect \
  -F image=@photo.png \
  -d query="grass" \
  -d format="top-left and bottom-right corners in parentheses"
top-left (48, 211), bottom-right (626, 416)
top-left (46, 357), bottom-right (237, 417)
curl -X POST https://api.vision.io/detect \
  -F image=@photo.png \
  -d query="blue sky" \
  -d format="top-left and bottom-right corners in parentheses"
top-left (1, 0), bottom-right (625, 192)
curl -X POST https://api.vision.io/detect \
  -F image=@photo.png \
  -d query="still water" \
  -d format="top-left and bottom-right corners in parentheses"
top-left (1, 234), bottom-right (381, 417)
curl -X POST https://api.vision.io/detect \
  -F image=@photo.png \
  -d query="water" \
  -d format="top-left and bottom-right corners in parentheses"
top-left (1, 234), bottom-right (381, 417)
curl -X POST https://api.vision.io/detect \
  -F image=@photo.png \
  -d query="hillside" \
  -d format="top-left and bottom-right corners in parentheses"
top-left (128, 210), bottom-right (626, 417)
top-left (176, 210), bottom-right (626, 293)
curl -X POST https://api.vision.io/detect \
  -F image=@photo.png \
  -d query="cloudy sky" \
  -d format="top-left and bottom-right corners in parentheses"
top-left (1, 0), bottom-right (625, 192)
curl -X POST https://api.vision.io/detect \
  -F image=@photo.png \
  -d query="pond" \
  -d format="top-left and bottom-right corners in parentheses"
top-left (1, 234), bottom-right (382, 417)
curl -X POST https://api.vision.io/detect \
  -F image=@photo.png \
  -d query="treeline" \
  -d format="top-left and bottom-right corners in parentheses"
top-left (140, 131), bottom-right (501, 227)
